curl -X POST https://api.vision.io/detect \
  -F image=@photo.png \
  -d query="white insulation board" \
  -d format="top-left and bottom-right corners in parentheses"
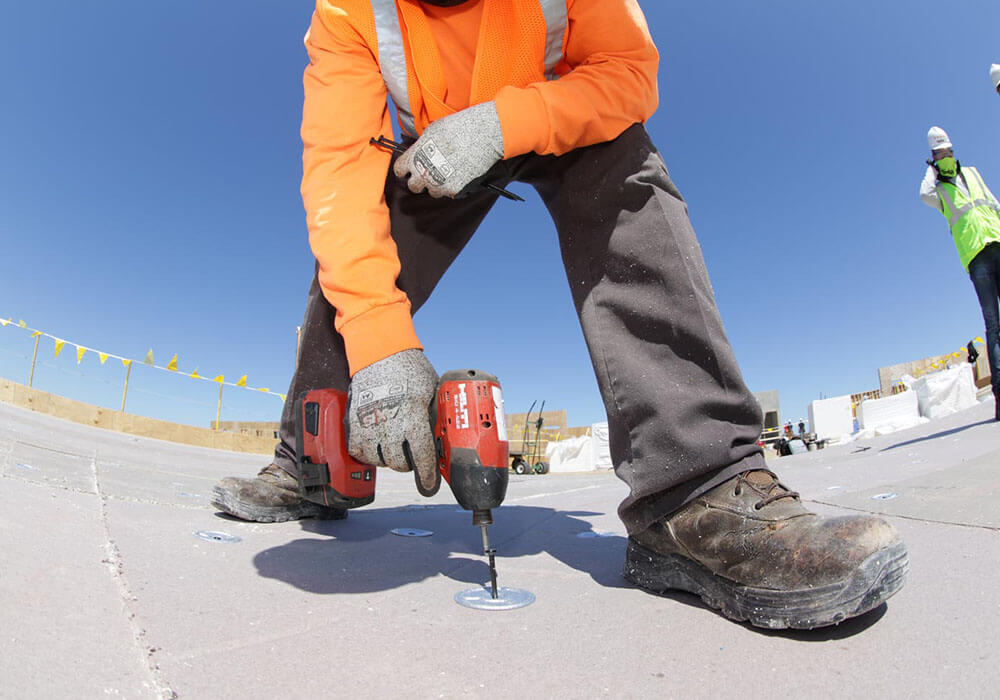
top-left (808, 395), bottom-right (854, 441)
top-left (857, 390), bottom-right (919, 431)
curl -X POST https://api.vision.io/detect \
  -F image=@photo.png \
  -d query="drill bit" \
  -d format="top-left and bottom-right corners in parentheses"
top-left (480, 523), bottom-right (499, 599)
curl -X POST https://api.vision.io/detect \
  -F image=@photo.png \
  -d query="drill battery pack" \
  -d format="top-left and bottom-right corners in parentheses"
top-left (295, 389), bottom-right (376, 509)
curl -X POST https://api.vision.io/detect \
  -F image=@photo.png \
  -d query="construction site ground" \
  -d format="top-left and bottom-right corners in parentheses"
top-left (1, 397), bottom-right (998, 698)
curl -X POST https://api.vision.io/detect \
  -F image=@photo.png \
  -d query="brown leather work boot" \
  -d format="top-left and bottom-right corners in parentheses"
top-left (211, 464), bottom-right (347, 523)
top-left (624, 470), bottom-right (908, 629)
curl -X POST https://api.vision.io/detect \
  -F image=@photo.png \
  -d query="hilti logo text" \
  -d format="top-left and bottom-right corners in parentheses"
top-left (454, 383), bottom-right (470, 430)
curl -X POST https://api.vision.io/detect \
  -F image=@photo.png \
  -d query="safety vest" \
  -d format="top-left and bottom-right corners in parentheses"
top-left (334, 0), bottom-right (568, 136)
top-left (934, 166), bottom-right (1000, 270)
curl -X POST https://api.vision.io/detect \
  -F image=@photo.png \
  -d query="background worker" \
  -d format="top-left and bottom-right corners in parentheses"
top-left (921, 126), bottom-right (1000, 420)
top-left (992, 64), bottom-right (1000, 95)
top-left (213, 0), bottom-right (907, 629)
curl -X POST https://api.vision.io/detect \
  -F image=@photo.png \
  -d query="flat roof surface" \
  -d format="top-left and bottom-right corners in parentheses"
top-left (2, 398), bottom-right (998, 698)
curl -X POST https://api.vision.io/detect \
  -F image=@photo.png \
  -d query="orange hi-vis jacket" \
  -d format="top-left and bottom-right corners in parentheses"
top-left (301, 0), bottom-right (659, 374)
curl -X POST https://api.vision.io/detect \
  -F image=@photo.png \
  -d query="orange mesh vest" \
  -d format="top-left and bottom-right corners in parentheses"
top-left (320, 0), bottom-right (568, 136)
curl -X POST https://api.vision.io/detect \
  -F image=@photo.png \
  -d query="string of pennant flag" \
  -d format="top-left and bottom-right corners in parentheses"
top-left (910, 337), bottom-right (986, 378)
top-left (0, 314), bottom-right (987, 404)
top-left (0, 316), bottom-right (286, 401)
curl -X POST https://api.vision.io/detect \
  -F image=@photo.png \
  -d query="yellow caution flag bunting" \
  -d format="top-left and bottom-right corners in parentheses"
top-left (976, 337), bottom-right (985, 345)
top-left (2, 311), bottom-right (294, 402)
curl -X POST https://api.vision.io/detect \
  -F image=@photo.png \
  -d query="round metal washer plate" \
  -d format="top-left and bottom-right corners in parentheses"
top-left (391, 528), bottom-right (434, 537)
top-left (454, 587), bottom-right (535, 611)
top-left (195, 530), bottom-right (242, 543)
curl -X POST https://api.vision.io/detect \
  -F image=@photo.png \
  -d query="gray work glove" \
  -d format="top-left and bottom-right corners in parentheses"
top-left (393, 101), bottom-right (504, 199)
top-left (346, 349), bottom-right (440, 496)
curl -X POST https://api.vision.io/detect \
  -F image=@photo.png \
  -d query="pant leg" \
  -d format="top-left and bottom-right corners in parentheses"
top-left (508, 124), bottom-right (765, 534)
top-left (272, 167), bottom-right (499, 475)
top-left (969, 243), bottom-right (1000, 396)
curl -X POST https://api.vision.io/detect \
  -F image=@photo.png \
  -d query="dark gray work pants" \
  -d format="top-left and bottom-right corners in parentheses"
top-left (273, 124), bottom-right (766, 535)
top-left (969, 242), bottom-right (1000, 397)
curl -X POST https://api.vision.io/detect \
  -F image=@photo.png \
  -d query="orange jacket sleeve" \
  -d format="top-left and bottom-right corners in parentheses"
top-left (301, 8), bottom-right (421, 375)
top-left (493, 0), bottom-right (659, 158)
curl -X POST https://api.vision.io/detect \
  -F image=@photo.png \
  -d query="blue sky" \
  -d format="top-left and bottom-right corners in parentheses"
top-left (2, 0), bottom-right (999, 431)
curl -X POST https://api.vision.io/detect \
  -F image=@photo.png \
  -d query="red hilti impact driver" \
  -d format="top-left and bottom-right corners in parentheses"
top-left (429, 369), bottom-right (509, 599)
top-left (295, 370), bottom-right (509, 598)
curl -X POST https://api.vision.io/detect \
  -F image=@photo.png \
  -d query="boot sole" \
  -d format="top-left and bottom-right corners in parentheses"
top-left (210, 486), bottom-right (348, 524)
top-left (623, 538), bottom-right (908, 630)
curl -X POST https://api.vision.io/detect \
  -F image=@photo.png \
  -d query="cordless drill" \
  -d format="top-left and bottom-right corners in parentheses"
top-left (295, 370), bottom-right (510, 598)
top-left (295, 389), bottom-right (377, 509)
top-left (430, 369), bottom-right (510, 598)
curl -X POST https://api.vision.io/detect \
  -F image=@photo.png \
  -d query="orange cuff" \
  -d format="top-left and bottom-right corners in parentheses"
top-left (339, 302), bottom-right (423, 376)
top-left (495, 86), bottom-right (549, 158)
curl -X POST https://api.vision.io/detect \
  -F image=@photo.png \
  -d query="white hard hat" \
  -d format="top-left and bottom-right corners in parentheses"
top-left (927, 126), bottom-right (952, 151)
top-left (992, 63), bottom-right (1000, 89)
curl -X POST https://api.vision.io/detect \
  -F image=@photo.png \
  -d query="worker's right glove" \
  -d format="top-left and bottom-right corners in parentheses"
top-left (346, 349), bottom-right (440, 496)
top-left (393, 101), bottom-right (504, 199)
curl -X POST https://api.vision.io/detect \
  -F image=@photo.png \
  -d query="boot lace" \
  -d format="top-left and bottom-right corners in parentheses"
top-left (733, 470), bottom-right (799, 510)
top-left (257, 464), bottom-right (293, 486)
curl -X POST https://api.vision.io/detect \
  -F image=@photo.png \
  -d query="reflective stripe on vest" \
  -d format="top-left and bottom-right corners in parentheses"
top-left (371, 0), bottom-right (416, 136)
top-left (539, 0), bottom-right (568, 80)
top-left (935, 169), bottom-right (1000, 224)
top-left (370, 0), bottom-right (567, 137)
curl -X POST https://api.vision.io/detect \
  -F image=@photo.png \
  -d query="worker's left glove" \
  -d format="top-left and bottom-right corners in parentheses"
top-left (393, 101), bottom-right (504, 199)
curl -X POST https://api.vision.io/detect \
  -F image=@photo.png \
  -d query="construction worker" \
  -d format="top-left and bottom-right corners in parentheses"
top-left (920, 126), bottom-right (1000, 421)
top-left (213, 0), bottom-right (907, 629)
top-left (992, 64), bottom-right (1000, 96)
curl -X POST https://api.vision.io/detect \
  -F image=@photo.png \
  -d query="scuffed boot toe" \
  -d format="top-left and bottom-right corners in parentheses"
top-left (625, 470), bottom-right (908, 630)
top-left (211, 465), bottom-right (348, 523)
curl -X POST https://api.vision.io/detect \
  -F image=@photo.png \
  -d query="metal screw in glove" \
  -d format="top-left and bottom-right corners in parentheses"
top-left (346, 349), bottom-right (440, 495)
top-left (392, 101), bottom-right (505, 199)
